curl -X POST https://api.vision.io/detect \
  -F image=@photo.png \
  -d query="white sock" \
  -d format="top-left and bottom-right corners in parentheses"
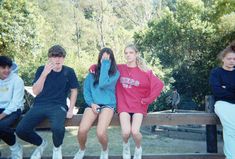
top-left (10, 142), bottom-right (20, 150)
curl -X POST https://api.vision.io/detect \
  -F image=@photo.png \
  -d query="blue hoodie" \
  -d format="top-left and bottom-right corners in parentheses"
top-left (0, 72), bottom-right (24, 114)
top-left (83, 60), bottom-right (120, 108)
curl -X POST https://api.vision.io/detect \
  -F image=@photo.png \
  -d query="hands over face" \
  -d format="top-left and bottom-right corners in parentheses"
top-left (42, 61), bottom-right (55, 77)
top-left (101, 53), bottom-right (110, 63)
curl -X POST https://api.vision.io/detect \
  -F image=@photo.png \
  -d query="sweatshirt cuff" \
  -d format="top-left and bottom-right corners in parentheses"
top-left (102, 60), bottom-right (111, 66)
top-left (86, 101), bottom-right (93, 107)
top-left (141, 98), bottom-right (151, 105)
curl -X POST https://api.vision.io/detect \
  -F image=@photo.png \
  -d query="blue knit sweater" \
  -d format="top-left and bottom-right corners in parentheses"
top-left (209, 67), bottom-right (235, 104)
top-left (83, 60), bottom-right (120, 108)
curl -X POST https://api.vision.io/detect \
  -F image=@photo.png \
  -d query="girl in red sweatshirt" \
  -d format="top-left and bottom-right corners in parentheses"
top-left (116, 44), bottom-right (164, 159)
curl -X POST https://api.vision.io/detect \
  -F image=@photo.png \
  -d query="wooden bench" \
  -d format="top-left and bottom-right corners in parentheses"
top-left (9, 88), bottom-right (222, 158)
top-left (16, 111), bottom-right (223, 159)
top-left (11, 94), bottom-right (222, 159)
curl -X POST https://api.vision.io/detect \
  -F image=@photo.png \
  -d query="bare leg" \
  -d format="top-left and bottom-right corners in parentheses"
top-left (77, 108), bottom-right (98, 150)
top-left (119, 112), bottom-right (131, 143)
top-left (131, 113), bottom-right (143, 148)
top-left (96, 108), bottom-right (114, 151)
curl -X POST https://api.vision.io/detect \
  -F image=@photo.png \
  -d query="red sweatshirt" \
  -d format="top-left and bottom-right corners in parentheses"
top-left (116, 64), bottom-right (164, 115)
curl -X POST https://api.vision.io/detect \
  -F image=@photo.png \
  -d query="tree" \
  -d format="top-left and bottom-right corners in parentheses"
top-left (0, 0), bottom-right (45, 85)
top-left (135, 0), bottom-right (235, 108)
top-left (0, 0), bottom-right (173, 107)
top-left (0, 0), bottom-right (41, 58)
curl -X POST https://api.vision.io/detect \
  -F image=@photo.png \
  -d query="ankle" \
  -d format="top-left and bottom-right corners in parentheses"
top-left (10, 142), bottom-right (21, 150)
top-left (79, 145), bottom-right (86, 151)
top-left (123, 139), bottom-right (129, 144)
top-left (123, 141), bottom-right (130, 149)
top-left (100, 149), bottom-right (108, 159)
top-left (134, 146), bottom-right (142, 154)
top-left (136, 146), bottom-right (141, 149)
top-left (123, 140), bottom-right (130, 145)
top-left (79, 148), bottom-right (86, 152)
top-left (40, 139), bottom-right (47, 146)
top-left (101, 148), bottom-right (108, 153)
top-left (53, 146), bottom-right (61, 150)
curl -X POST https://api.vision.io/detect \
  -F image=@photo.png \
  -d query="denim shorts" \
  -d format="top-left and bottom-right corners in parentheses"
top-left (97, 104), bottom-right (114, 112)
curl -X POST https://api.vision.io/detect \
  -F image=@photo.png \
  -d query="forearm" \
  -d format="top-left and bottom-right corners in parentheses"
top-left (212, 87), bottom-right (235, 99)
top-left (84, 74), bottom-right (94, 106)
top-left (99, 71), bottom-right (120, 89)
top-left (69, 89), bottom-right (78, 110)
top-left (0, 113), bottom-right (7, 120)
top-left (98, 60), bottom-right (112, 88)
top-left (143, 79), bottom-right (164, 104)
top-left (33, 74), bottom-right (47, 95)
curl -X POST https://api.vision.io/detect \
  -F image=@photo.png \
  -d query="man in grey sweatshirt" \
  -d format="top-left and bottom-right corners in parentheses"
top-left (0, 56), bottom-right (24, 159)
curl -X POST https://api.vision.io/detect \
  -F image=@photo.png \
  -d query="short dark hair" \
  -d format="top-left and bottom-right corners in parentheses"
top-left (48, 45), bottom-right (66, 57)
top-left (0, 56), bottom-right (13, 67)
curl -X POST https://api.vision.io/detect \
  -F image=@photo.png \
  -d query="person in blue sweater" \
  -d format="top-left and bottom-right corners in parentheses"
top-left (74, 48), bottom-right (120, 159)
top-left (0, 56), bottom-right (24, 159)
top-left (209, 41), bottom-right (235, 159)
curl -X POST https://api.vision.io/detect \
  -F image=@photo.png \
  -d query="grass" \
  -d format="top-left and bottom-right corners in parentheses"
top-left (0, 127), bottom-right (223, 157)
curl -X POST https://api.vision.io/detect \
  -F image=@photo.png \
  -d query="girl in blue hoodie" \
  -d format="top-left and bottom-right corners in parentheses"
top-left (0, 56), bottom-right (24, 159)
top-left (74, 48), bottom-right (120, 159)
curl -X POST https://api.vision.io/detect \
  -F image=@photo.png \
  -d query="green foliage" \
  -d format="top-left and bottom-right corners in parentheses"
top-left (2, 0), bottom-right (235, 110)
top-left (135, 0), bottom-right (235, 109)
top-left (211, 0), bottom-right (235, 20)
top-left (19, 0), bottom-right (160, 108)
top-left (0, 0), bottom-right (41, 57)
top-left (0, 0), bottom-right (45, 85)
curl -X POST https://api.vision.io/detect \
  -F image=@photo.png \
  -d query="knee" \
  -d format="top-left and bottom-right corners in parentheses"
top-left (131, 129), bottom-right (141, 138)
top-left (122, 130), bottom-right (131, 138)
top-left (51, 125), bottom-right (65, 135)
top-left (96, 129), bottom-right (106, 140)
top-left (214, 101), bottom-right (228, 114)
top-left (15, 124), bottom-right (27, 138)
top-left (78, 127), bottom-right (89, 137)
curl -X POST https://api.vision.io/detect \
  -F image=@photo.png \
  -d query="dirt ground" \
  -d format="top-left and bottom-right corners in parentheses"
top-left (0, 127), bottom-right (224, 157)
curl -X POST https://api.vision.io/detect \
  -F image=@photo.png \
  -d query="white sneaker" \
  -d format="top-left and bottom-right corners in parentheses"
top-left (133, 147), bottom-right (142, 159)
top-left (30, 139), bottom-right (48, 159)
top-left (10, 142), bottom-right (23, 159)
top-left (100, 149), bottom-right (108, 159)
top-left (53, 146), bottom-right (62, 159)
top-left (122, 141), bottom-right (130, 159)
top-left (74, 149), bottom-right (85, 159)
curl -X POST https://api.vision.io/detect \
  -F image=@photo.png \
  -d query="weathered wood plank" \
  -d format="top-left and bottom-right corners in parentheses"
top-left (13, 112), bottom-right (220, 128)
top-left (142, 112), bottom-right (220, 125)
top-left (205, 95), bottom-right (218, 153)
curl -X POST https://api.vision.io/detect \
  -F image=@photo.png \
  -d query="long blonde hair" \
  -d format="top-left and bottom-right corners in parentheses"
top-left (125, 44), bottom-right (149, 72)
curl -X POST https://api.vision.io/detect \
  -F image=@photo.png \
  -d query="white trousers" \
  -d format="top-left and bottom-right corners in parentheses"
top-left (215, 101), bottom-right (235, 159)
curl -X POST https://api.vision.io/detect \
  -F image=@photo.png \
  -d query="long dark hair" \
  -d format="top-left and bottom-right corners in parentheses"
top-left (93, 47), bottom-right (117, 86)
